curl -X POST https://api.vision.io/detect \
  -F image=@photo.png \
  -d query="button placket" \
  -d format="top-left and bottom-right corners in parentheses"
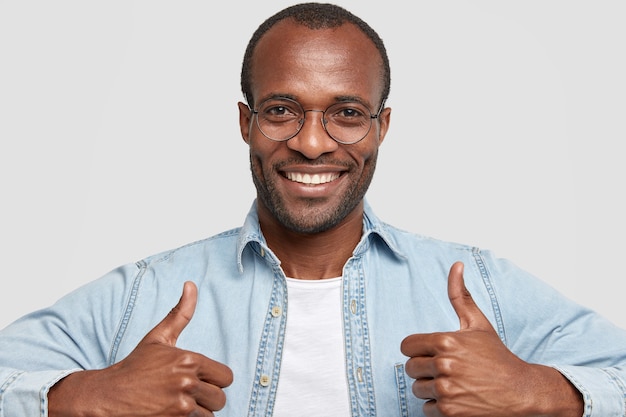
top-left (271, 305), bottom-right (282, 318)
top-left (247, 268), bottom-right (288, 416)
top-left (343, 258), bottom-right (376, 416)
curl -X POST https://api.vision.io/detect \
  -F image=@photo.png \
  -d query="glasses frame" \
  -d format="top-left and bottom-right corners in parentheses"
top-left (249, 97), bottom-right (385, 145)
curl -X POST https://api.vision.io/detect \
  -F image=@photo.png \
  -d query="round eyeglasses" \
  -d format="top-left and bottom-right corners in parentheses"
top-left (250, 97), bottom-right (384, 145)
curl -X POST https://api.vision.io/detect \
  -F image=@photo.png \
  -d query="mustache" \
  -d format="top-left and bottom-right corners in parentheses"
top-left (273, 157), bottom-right (353, 170)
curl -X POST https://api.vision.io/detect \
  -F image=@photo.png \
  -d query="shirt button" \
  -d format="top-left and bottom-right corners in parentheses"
top-left (260, 374), bottom-right (270, 386)
top-left (350, 299), bottom-right (357, 314)
top-left (260, 247), bottom-right (266, 257)
top-left (271, 306), bottom-right (282, 317)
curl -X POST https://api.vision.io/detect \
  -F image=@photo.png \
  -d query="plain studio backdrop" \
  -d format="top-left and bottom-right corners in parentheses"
top-left (0, 1), bottom-right (624, 331)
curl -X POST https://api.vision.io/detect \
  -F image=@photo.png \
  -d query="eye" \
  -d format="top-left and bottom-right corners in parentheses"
top-left (343, 108), bottom-right (360, 118)
top-left (260, 100), bottom-right (301, 121)
top-left (327, 103), bottom-right (369, 125)
top-left (265, 104), bottom-right (290, 117)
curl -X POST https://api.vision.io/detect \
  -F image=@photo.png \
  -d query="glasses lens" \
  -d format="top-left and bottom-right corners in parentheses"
top-left (256, 98), bottom-right (303, 141)
top-left (324, 102), bottom-right (373, 144)
top-left (254, 98), bottom-right (375, 144)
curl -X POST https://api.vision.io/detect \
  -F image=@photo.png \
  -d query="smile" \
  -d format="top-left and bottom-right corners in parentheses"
top-left (285, 172), bottom-right (341, 185)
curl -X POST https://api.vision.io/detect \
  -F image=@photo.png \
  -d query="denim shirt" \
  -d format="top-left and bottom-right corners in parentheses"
top-left (1, 201), bottom-right (626, 417)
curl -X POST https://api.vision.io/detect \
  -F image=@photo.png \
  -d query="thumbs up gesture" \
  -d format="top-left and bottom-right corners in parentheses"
top-left (49, 281), bottom-right (233, 417)
top-left (400, 262), bottom-right (582, 417)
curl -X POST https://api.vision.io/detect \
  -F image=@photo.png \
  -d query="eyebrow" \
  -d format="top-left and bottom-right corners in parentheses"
top-left (258, 93), bottom-right (372, 108)
top-left (257, 93), bottom-right (297, 103)
top-left (334, 95), bottom-right (373, 108)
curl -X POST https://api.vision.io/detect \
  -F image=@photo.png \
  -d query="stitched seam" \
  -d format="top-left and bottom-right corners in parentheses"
top-left (471, 248), bottom-right (507, 345)
top-left (0, 371), bottom-right (23, 417)
top-left (108, 263), bottom-right (147, 365)
top-left (603, 368), bottom-right (626, 417)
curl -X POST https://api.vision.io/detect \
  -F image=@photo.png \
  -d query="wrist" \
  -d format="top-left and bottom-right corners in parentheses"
top-left (48, 370), bottom-right (103, 417)
top-left (526, 364), bottom-right (583, 417)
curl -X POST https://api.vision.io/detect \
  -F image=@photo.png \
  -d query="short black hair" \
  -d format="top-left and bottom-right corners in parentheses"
top-left (240, 2), bottom-right (390, 108)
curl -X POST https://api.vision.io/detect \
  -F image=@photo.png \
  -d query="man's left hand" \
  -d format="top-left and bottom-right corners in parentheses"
top-left (400, 261), bottom-right (582, 417)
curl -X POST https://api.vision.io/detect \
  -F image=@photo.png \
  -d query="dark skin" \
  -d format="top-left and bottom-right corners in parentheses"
top-left (48, 282), bottom-right (233, 417)
top-left (256, 207), bottom-right (363, 279)
top-left (48, 20), bottom-right (583, 417)
top-left (401, 262), bottom-right (583, 417)
top-left (237, 20), bottom-right (391, 279)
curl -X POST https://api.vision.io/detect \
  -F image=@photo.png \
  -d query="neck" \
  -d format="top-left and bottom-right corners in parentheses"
top-left (258, 202), bottom-right (364, 280)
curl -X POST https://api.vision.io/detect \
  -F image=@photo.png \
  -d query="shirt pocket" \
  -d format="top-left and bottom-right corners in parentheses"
top-left (394, 362), bottom-right (423, 417)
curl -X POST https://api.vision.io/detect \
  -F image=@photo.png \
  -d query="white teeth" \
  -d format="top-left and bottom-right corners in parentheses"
top-left (286, 172), bottom-right (339, 184)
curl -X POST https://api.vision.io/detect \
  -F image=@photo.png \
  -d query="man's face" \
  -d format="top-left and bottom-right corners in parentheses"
top-left (238, 20), bottom-right (390, 234)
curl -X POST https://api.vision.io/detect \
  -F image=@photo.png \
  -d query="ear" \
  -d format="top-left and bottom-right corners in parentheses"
top-left (376, 106), bottom-right (391, 145)
top-left (238, 101), bottom-right (252, 144)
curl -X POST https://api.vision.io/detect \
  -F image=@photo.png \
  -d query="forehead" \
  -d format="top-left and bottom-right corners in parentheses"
top-left (249, 19), bottom-right (384, 106)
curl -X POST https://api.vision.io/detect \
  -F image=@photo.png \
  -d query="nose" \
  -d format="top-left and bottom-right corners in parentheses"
top-left (286, 110), bottom-right (339, 159)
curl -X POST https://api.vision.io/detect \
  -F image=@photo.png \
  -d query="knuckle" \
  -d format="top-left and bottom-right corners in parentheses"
top-left (177, 375), bottom-right (200, 393)
top-left (435, 334), bottom-right (458, 351)
top-left (175, 396), bottom-right (196, 415)
top-left (437, 400), bottom-right (458, 417)
top-left (176, 351), bottom-right (201, 370)
top-left (432, 377), bottom-right (452, 397)
top-left (433, 356), bottom-right (454, 374)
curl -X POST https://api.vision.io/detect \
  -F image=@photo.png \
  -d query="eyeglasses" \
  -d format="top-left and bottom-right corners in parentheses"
top-left (250, 97), bottom-right (384, 145)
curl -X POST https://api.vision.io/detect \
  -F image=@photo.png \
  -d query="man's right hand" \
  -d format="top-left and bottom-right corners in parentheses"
top-left (48, 281), bottom-right (233, 417)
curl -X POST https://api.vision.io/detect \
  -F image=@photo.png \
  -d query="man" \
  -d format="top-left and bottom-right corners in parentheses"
top-left (1, 3), bottom-right (625, 416)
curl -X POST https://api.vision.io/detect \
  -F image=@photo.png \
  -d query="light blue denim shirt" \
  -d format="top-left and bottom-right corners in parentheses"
top-left (1, 200), bottom-right (626, 417)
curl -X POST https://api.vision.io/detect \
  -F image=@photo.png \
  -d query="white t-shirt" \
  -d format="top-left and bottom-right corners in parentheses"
top-left (272, 277), bottom-right (351, 416)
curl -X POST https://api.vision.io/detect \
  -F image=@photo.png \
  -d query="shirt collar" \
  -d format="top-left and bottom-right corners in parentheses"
top-left (236, 199), bottom-right (406, 273)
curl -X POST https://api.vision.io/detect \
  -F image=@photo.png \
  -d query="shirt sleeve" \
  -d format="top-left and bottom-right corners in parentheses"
top-left (554, 365), bottom-right (625, 417)
top-left (0, 263), bottom-right (141, 417)
top-left (0, 369), bottom-right (77, 417)
top-left (478, 250), bottom-right (626, 417)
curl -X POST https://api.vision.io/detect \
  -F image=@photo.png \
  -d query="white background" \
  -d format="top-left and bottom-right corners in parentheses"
top-left (0, 1), bottom-right (624, 330)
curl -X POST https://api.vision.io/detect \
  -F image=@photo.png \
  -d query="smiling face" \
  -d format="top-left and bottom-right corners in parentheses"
top-left (238, 19), bottom-right (391, 235)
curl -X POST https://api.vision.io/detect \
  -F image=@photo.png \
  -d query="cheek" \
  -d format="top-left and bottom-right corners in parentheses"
top-left (248, 134), bottom-right (273, 158)
top-left (350, 141), bottom-right (380, 166)
top-left (248, 135), bottom-right (284, 170)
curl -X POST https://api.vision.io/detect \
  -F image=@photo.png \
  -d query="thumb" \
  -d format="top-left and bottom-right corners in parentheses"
top-left (143, 281), bottom-right (198, 346)
top-left (447, 262), bottom-right (491, 331)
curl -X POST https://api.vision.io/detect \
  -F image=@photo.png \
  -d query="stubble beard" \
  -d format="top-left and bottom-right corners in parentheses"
top-left (250, 155), bottom-right (377, 235)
